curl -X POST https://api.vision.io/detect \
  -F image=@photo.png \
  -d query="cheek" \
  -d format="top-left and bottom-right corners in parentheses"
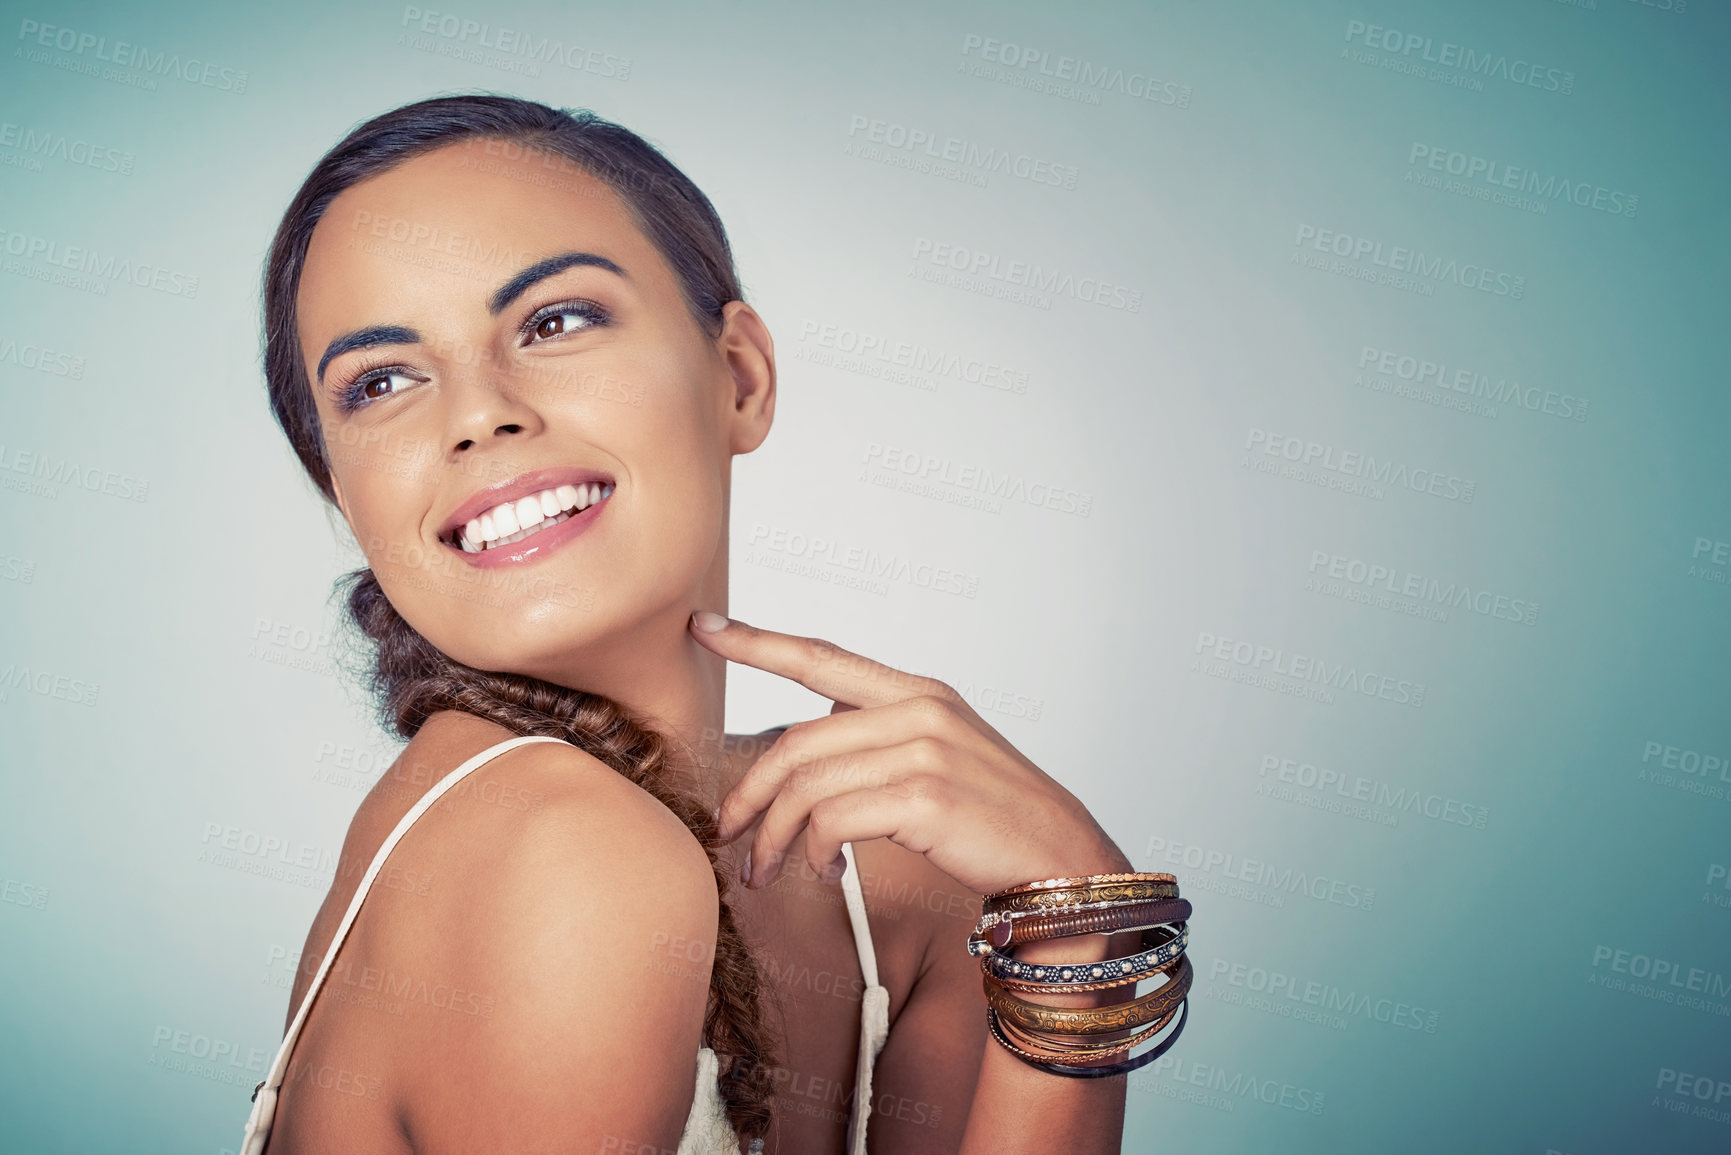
top-left (326, 426), bottom-right (448, 551)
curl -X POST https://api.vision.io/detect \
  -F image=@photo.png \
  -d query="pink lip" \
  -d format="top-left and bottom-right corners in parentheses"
top-left (437, 465), bottom-right (614, 570)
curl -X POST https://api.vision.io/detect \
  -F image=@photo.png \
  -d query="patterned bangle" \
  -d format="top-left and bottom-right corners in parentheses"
top-left (984, 923), bottom-right (1189, 992)
top-left (986, 998), bottom-right (1189, 1079)
top-left (976, 897), bottom-right (1192, 951)
top-left (984, 872), bottom-right (1176, 904)
top-left (981, 877), bottom-right (1180, 924)
top-left (993, 1003), bottom-right (1180, 1061)
top-left (983, 955), bottom-right (1193, 1037)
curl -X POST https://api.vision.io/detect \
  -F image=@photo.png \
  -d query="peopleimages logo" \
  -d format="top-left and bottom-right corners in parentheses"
top-left (1294, 225), bottom-right (1526, 299)
top-left (1207, 956), bottom-right (1440, 1033)
top-left (1408, 143), bottom-right (1637, 218)
top-left (15, 18), bottom-right (249, 92)
top-left (1590, 945), bottom-right (1731, 1009)
top-left (1246, 428), bottom-right (1476, 504)
top-left (398, 6), bottom-right (631, 78)
top-left (910, 238), bottom-right (1143, 312)
top-left (0, 120), bottom-right (133, 174)
top-left (1145, 835), bottom-right (1377, 911)
top-left (846, 115), bottom-right (1079, 189)
top-left (1306, 550), bottom-right (1538, 626)
top-left (1342, 19), bottom-right (1574, 94)
top-left (0, 226), bottom-right (199, 298)
top-left (1194, 630), bottom-right (1426, 708)
top-left (958, 33), bottom-right (1193, 108)
top-left (1358, 345), bottom-right (1588, 422)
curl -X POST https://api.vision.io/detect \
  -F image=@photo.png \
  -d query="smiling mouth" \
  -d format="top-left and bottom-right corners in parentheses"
top-left (447, 482), bottom-right (614, 553)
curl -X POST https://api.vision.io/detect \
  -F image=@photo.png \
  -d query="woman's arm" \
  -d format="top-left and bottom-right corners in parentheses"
top-left (868, 847), bottom-right (1143, 1154)
top-left (692, 614), bottom-right (1166, 1153)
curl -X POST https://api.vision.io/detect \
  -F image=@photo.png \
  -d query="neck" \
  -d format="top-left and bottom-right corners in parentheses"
top-left (540, 564), bottom-right (737, 815)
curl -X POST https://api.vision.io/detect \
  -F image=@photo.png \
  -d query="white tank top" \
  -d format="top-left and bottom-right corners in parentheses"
top-left (238, 734), bottom-right (891, 1155)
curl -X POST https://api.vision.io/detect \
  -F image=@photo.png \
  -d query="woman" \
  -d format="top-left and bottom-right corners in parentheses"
top-left (241, 94), bottom-right (1154, 1154)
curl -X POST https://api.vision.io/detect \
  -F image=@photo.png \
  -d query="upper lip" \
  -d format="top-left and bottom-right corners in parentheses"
top-left (436, 465), bottom-right (616, 545)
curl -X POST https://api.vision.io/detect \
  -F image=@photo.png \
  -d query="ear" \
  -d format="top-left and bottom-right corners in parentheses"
top-left (330, 472), bottom-right (355, 532)
top-left (716, 300), bottom-right (776, 455)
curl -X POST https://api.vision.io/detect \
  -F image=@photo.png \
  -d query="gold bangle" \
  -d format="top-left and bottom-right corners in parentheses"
top-left (989, 1003), bottom-right (1180, 1063)
top-left (984, 872), bottom-right (1176, 905)
top-left (983, 955), bottom-right (1193, 1036)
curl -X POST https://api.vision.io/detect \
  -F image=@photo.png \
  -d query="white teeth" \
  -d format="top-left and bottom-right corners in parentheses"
top-left (454, 481), bottom-right (614, 552)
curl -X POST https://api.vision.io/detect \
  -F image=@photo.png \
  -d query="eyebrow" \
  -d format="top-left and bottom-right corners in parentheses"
top-left (315, 252), bottom-right (624, 385)
top-left (489, 251), bottom-right (625, 315)
top-left (316, 324), bottom-right (422, 385)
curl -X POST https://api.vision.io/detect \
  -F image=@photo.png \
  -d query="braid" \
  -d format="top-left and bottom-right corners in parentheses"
top-left (343, 568), bottom-right (777, 1142)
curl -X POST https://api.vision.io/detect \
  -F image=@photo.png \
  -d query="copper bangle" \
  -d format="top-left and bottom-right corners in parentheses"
top-left (985, 923), bottom-right (1189, 993)
top-left (997, 1003), bottom-right (1181, 1057)
top-left (986, 999), bottom-right (1189, 1079)
top-left (981, 877), bottom-right (1180, 923)
top-left (986, 897), bottom-right (1192, 949)
top-left (983, 955), bottom-right (1193, 1037)
top-left (972, 890), bottom-right (1179, 940)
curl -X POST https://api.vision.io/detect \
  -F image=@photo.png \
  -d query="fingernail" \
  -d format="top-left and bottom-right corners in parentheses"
top-left (741, 848), bottom-right (752, 886)
top-left (692, 611), bottom-right (729, 633)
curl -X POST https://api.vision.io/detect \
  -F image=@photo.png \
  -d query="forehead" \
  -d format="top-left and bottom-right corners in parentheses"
top-left (297, 140), bottom-right (655, 346)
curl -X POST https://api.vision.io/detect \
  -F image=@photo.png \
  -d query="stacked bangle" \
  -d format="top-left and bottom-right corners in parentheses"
top-left (972, 871), bottom-right (1193, 1078)
top-left (984, 923), bottom-right (1189, 992)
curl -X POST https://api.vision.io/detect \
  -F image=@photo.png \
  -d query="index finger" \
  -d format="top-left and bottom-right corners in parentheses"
top-left (688, 612), bottom-right (940, 708)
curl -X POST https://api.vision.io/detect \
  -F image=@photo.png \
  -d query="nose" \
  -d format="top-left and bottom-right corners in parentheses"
top-left (445, 369), bottom-right (544, 456)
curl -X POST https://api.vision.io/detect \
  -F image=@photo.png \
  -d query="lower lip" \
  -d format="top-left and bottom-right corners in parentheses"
top-left (449, 495), bottom-right (608, 569)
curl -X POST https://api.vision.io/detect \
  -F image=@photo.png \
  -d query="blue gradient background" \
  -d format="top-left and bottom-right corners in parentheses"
top-left (1, 1), bottom-right (1727, 1152)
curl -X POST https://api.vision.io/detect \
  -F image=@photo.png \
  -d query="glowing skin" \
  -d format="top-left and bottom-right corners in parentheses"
top-left (278, 139), bottom-right (1139, 1155)
top-left (297, 141), bottom-right (775, 787)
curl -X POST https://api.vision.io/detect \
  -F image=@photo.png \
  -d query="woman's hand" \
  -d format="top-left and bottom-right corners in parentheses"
top-left (688, 612), bottom-right (1133, 894)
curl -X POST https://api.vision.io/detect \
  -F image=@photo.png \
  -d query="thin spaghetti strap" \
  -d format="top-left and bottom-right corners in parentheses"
top-left (838, 842), bottom-right (891, 1155)
top-left (238, 734), bottom-right (567, 1155)
top-left (838, 842), bottom-right (881, 987)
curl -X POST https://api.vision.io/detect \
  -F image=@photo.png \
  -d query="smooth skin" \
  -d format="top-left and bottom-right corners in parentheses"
top-left (269, 138), bottom-right (1141, 1154)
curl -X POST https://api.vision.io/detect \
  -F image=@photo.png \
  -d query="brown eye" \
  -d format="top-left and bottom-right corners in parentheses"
top-left (355, 370), bottom-right (416, 403)
top-left (525, 304), bottom-right (605, 344)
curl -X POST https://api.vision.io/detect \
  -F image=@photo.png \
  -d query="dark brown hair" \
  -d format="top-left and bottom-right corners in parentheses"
top-left (261, 94), bottom-right (774, 1142)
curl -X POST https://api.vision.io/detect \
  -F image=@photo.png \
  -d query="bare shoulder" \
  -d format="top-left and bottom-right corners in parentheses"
top-left (303, 711), bottom-right (721, 1150)
top-left (374, 710), bottom-right (719, 955)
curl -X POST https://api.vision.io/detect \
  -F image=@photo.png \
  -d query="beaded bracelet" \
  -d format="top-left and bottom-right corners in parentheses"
top-left (984, 923), bottom-right (1189, 992)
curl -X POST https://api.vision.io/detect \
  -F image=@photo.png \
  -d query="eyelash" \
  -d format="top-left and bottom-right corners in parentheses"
top-left (332, 298), bottom-right (612, 413)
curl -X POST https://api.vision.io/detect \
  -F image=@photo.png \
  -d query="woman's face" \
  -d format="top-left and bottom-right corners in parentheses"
top-left (295, 139), bottom-right (774, 687)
